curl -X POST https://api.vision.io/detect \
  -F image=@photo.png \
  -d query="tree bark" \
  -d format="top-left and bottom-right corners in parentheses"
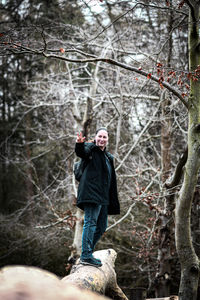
top-left (71, 208), bottom-right (83, 259)
top-left (62, 249), bottom-right (128, 300)
top-left (71, 50), bottom-right (109, 261)
top-left (175, 2), bottom-right (200, 299)
top-left (155, 91), bottom-right (173, 297)
top-left (71, 57), bottom-right (102, 261)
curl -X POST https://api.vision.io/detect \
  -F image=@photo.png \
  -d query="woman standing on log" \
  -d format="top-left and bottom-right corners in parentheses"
top-left (75, 127), bottom-right (120, 267)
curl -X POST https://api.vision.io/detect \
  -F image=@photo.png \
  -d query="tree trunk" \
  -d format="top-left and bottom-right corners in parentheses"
top-left (71, 59), bottom-right (100, 260)
top-left (0, 57), bottom-right (8, 212)
top-left (62, 249), bottom-right (128, 300)
top-left (155, 7), bottom-right (175, 292)
top-left (155, 92), bottom-right (174, 298)
top-left (175, 2), bottom-right (200, 299)
top-left (71, 208), bottom-right (83, 258)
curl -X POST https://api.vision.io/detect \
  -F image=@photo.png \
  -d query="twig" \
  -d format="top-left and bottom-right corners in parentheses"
top-left (116, 100), bottom-right (162, 172)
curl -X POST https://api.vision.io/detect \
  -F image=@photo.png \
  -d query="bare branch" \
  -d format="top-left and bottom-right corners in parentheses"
top-left (85, 2), bottom-right (188, 44)
top-left (35, 215), bottom-right (74, 229)
top-left (116, 100), bottom-right (162, 172)
top-left (2, 42), bottom-right (188, 108)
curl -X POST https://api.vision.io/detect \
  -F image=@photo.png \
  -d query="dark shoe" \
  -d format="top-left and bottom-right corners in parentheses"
top-left (80, 257), bottom-right (102, 267)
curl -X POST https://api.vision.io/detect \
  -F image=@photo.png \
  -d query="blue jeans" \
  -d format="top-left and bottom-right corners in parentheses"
top-left (81, 204), bottom-right (108, 260)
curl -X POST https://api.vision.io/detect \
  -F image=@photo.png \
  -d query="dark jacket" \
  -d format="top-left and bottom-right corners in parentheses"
top-left (75, 142), bottom-right (120, 215)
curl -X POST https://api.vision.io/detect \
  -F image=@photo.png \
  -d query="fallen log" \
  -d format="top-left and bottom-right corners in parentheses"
top-left (0, 265), bottom-right (109, 300)
top-left (0, 249), bottom-right (127, 300)
top-left (62, 248), bottom-right (128, 300)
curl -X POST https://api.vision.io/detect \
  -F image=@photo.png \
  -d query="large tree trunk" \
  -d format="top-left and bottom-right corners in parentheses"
top-left (71, 58), bottom-right (100, 261)
top-left (175, 2), bottom-right (200, 299)
top-left (71, 49), bottom-right (109, 261)
top-left (62, 249), bottom-right (128, 300)
top-left (154, 8), bottom-right (176, 291)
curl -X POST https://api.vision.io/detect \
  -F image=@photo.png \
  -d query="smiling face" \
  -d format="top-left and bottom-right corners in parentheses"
top-left (95, 130), bottom-right (108, 150)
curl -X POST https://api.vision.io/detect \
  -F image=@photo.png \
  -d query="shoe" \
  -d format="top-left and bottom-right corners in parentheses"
top-left (91, 254), bottom-right (101, 263)
top-left (93, 257), bottom-right (101, 263)
top-left (80, 257), bottom-right (102, 267)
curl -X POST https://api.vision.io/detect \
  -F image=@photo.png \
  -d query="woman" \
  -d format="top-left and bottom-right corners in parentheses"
top-left (75, 127), bottom-right (120, 267)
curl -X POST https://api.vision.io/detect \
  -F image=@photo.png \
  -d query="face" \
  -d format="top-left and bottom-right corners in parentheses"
top-left (95, 130), bottom-right (108, 150)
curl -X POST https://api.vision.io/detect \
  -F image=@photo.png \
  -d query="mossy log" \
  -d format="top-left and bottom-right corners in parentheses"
top-left (62, 249), bottom-right (128, 300)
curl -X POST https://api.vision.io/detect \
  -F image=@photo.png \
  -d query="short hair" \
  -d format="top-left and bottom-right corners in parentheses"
top-left (95, 127), bottom-right (108, 134)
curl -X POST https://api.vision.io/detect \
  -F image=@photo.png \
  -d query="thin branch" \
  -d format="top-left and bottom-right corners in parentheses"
top-left (107, 172), bottom-right (161, 232)
top-left (40, 27), bottom-right (47, 52)
top-left (35, 215), bottom-right (74, 229)
top-left (115, 100), bottom-right (162, 172)
top-left (85, 2), bottom-right (188, 44)
top-left (106, 202), bottom-right (136, 231)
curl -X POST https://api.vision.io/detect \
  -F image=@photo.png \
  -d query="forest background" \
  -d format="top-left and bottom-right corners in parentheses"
top-left (1, 0), bottom-right (200, 299)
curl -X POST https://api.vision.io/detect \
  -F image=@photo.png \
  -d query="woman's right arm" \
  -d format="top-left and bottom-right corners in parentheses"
top-left (75, 132), bottom-right (91, 159)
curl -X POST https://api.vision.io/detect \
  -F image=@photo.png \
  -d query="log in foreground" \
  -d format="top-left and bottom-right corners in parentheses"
top-left (0, 249), bottom-right (127, 300)
top-left (0, 265), bottom-right (109, 300)
top-left (62, 248), bottom-right (128, 300)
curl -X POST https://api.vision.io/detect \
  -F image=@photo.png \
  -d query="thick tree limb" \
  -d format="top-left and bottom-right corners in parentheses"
top-left (3, 42), bottom-right (188, 108)
top-left (165, 147), bottom-right (188, 189)
top-left (43, 53), bottom-right (189, 108)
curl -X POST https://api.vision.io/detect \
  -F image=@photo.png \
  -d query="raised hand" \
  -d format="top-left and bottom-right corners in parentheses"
top-left (76, 132), bottom-right (86, 143)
